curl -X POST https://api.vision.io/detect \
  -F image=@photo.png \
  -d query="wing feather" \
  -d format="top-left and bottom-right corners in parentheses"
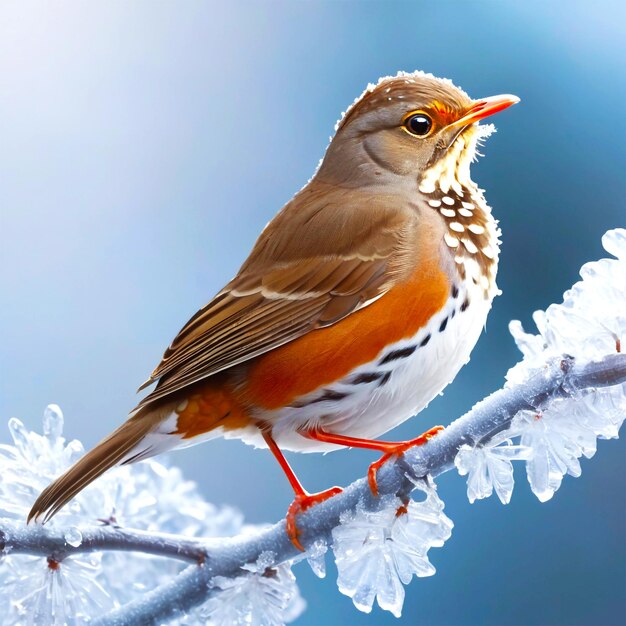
top-left (136, 191), bottom-right (419, 409)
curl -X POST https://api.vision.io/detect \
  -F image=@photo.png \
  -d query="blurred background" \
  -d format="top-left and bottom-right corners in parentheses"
top-left (1, 1), bottom-right (624, 624)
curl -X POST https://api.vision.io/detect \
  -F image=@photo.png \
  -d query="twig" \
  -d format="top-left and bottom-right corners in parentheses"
top-left (0, 520), bottom-right (214, 564)
top-left (2, 354), bottom-right (625, 626)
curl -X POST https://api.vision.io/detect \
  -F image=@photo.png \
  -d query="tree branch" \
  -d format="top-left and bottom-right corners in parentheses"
top-left (2, 354), bottom-right (625, 626)
top-left (0, 519), bottom-right (214, 564)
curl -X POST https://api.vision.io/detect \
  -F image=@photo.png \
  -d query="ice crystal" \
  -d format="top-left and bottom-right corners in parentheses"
top-left (109, 459), bottom-right (243, 536)
top-left (455, 431), bottom-right (532, 504)
top-left (290, 538), bottom-right (328, 579)
top-left (190, 552), bottom-right (305, 626)
top-left (331, 481), bottom-right (453, 618)
top-left (100, 459), bottom-right (243, 605)
top-left (508, 228), bottom-right (626, 384)
top-left (0, 405), bottom-right (93, 525)
top-left (0, 406), bottom-right (246, 624)
top-left (0, 553), bottom-right (112, 626)
top-left (0, 405), bottom-right (116, 624)
top-left (64, 526), bottom-right (83, 548)
top-left (511, 386), bottom-right (626, 502)
top-left (304, 539), bottom-right (328, 579)
top-left (458, 228), bottom-right (626, 506)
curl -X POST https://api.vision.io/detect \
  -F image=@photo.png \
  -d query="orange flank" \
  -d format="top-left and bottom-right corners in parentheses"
top-left (243, 259), bottom-right (450, 410)
top-left (175, 373), bottom-right (251, 439)
top-left (173, 258), bottom-right (449, 440)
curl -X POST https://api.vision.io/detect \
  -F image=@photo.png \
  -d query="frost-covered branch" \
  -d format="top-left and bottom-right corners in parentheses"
top-left (1, 228), bottom-right (625, 626)
top-left (0, 354), bottom-right (624, 626)
top-left (0, 518), bottom-right (212, 563)
top-left (99, 354), bottom-right (626, 625)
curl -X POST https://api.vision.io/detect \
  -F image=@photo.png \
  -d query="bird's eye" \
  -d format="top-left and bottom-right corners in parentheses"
top-left (403, 112), bottom-right (433, 137)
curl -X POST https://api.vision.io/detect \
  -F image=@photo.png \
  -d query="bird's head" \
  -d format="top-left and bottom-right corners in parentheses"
top-left (317, 71), bottom-right (519, 192)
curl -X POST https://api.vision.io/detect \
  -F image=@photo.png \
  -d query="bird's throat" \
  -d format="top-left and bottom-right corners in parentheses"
top-left (418, 125), bottom-right (485, 196)
top-left (418, 128), bottom-right (500, 300)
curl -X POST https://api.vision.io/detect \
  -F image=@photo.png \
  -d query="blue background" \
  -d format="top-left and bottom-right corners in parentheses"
top-left (1, 2), bottom-right (624, 624)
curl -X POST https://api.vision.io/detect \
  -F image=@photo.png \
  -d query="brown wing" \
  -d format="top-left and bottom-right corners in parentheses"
top-left (136, 185), bottom-right (419, 409)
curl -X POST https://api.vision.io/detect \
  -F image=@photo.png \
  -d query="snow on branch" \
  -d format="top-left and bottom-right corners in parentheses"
top-left (1, 229), bottom-right (625, 626)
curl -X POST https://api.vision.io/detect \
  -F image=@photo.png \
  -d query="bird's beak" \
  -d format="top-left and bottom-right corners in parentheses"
top-left (448, 94), bottom-right (520, 128)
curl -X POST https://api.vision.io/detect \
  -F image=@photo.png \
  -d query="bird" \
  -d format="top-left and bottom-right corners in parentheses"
top-left (28, 71), bottom-right (519, 550)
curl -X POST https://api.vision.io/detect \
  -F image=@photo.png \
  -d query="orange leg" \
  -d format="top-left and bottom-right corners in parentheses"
top-left (263, 432), bottom-right (342, 551)
top-left (304, 426), bottom-right (444, 497)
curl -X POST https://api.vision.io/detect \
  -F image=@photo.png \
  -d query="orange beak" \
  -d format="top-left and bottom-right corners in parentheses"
top-left (449, 94), bottom-right (520, 128)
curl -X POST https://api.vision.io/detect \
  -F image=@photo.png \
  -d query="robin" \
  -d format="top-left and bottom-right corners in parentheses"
top-left (29, 71), bottom-right (519, 550)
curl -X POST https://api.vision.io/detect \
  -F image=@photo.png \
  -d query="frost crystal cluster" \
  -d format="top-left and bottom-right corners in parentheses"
top-left (456, 228), bottom-right (626, 504)
top-left (331, 481), bottom-right (453, 617)
top-left (186, 552), bottom-right (305, 626)
top-left (508, 228), bottom-right (626, 381)
top-left (0, 406), bottom-right (281, 625)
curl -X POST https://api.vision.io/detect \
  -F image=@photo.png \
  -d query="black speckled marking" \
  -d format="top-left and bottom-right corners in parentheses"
top-left (379, 345), bottom-right (417, 365)
top-left (461, 298), bottom-right (470, 312)
top-left (451, 285), bottom-right (459, 299)
top-left (351, 372), bottom-right (384, 385)
top-left (439, 317), bottom-right (448, 332)
top-left (420, 334), bottom-right (431, 347)
top-left (378, 371), bottom-right (392, 387)
top-left (295, 390), bottom-right (349, 407)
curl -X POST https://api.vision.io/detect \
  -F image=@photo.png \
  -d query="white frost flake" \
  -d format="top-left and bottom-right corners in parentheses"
top-left (0, 405), bottom-right (245, 624)
top-left (455, 432), bottom-right (532, 504)
top-left (512, 387), bottom-right (626, 502)
top-left (193, 552), bottom-right (305, 626)
top-left (0, 553), bottom-right (112, 626)
top-left (331, 481), bottom-right (452, 618)
top-left (508, 228), bottom-right (626, 384)
top-left (457, 228), bottom-right (626, 506)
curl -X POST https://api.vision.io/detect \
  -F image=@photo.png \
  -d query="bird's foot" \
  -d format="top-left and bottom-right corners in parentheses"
top-left (286, 486), bottom-right (343, 551)
top-left (367, 425), bottom-right (444, 496)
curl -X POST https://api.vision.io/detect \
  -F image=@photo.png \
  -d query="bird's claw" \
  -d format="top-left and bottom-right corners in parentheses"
top-left (286, 486), bottom-right (343, 551)
top-left (367, 425), bottom-right (444, 496)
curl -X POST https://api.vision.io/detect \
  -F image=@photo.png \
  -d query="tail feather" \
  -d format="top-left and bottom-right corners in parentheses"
top-left (27, 416), bottom-right (156, 524)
